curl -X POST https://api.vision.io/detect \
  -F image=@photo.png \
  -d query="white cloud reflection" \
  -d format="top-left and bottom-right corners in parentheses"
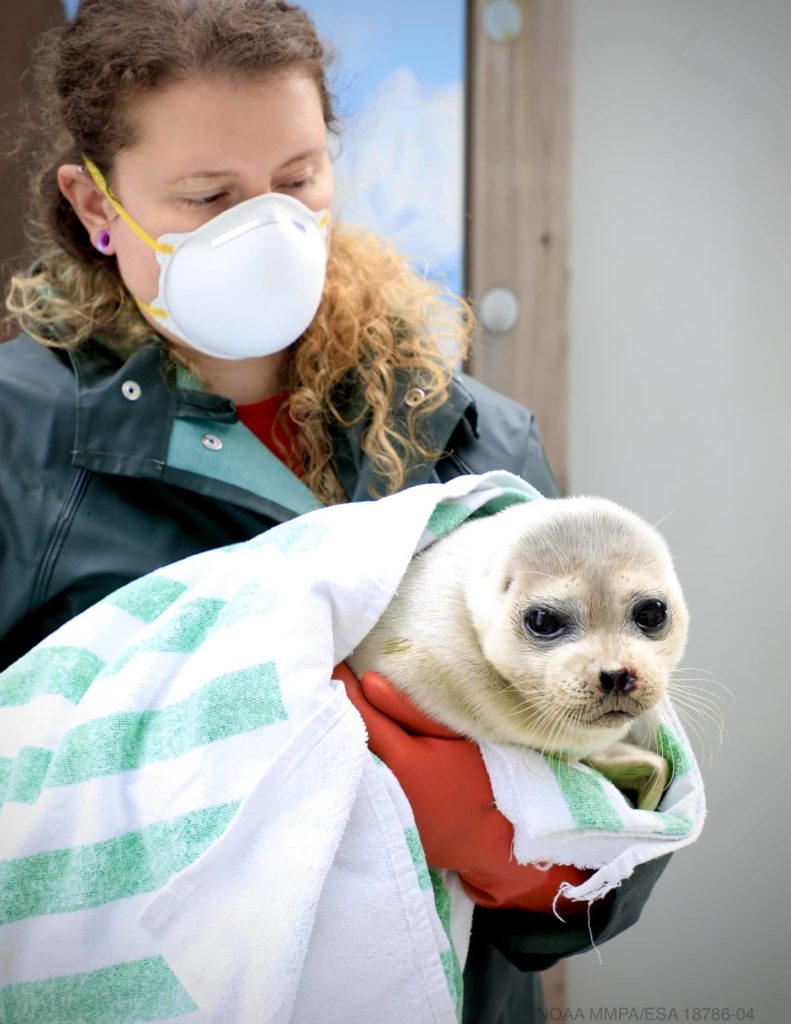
top-left (332, 68), bottom-right (465, 292)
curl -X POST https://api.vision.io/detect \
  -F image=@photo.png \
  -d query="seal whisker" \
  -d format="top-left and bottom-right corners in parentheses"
top-left (670, 671), bottom-right (734, 700)
top-left (667, 684), bottom-right (728, 721)
top-left (669, 706), bottom-right (728, 740)
top-left (529, 702), bottom-right (571, 756)
top-left (671, 674), bottom-right (730, 688)
top-left (671, 666), bottom-right (730, 680)
top-left (544, 706), bottom-right (587, 760)
top-left (668, 675), bottom-right (731, 737)
top-left (666, 693), bottom-right (727, 747)
top-left (667, 682), bottom-right (728, 711)
top-left (512, 699), bottom-right (556, 734)
top-left (670, 703), bottom-right (723, 763)
top-left (667, 695), bottom-right (728, 728)
top-left (650, 509), bottom-right (675, 531)
top-left (667, 683), bottom-right (724, 710)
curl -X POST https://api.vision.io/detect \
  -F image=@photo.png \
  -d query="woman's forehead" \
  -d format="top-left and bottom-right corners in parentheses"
top-left (120, 73), bottom-right (326, 179)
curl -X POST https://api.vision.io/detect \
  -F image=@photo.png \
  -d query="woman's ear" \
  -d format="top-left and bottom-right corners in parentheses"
top-left (57, 163), bottom-right (117, 253)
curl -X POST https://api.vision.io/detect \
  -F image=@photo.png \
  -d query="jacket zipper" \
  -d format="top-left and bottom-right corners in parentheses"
top-left (29, 468), bottom-right (92, 612)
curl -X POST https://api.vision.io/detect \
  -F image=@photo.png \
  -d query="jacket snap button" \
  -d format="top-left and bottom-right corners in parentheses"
top-left (121, 380), bottom-right (142, 401)
top-left (201, 433), bottom-right (223, 451)
top-left (404, 387), bottom-right (426, 407)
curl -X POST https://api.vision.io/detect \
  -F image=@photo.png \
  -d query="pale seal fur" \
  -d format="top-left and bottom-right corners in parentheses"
top-left (349, 497), bottom-right (688, 791)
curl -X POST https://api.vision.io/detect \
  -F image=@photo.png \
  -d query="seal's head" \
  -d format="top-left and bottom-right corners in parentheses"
top-left (463, 497), bottom-right (689, 757)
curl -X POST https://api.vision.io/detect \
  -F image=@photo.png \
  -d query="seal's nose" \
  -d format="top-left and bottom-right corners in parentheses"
top-left (599, 668), bottom-right (637, 695)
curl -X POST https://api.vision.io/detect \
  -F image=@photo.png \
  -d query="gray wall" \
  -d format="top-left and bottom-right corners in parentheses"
top-left (567, 0), bottom-right (791, 1019)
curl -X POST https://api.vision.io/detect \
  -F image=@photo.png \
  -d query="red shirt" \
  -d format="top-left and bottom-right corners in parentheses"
top-left (235, 390), bottom-right (303, 477)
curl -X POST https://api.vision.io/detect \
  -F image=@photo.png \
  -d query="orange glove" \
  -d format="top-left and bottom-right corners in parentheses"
top-left (333, 663), bottom-right (593, 916)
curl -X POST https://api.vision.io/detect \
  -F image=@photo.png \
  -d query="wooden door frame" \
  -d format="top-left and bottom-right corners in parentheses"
top-left (465, 0), bottom-right (571, 495)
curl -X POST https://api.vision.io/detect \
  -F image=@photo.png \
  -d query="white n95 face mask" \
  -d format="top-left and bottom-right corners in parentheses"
top-left (83, 157), bottom-right (330, 360)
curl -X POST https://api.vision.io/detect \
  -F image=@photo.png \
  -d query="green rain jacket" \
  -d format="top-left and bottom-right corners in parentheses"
top-left (0, 331), bottom-right (671, 1024)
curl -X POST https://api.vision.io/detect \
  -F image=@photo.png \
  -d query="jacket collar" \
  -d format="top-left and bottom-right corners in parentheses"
top-left (69, 339), bottom-right (235, 475)
top-left (67, 338), bottom-right (478, 503)
top-left (328, 373), bottom-right (477, 501)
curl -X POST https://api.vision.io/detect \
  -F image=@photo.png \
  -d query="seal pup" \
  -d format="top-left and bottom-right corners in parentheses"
top-left (348, 497), bottom-right (689, 808)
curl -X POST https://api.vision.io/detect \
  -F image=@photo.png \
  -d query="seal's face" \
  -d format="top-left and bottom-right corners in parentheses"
top-left (466, 498), bottom-right (689, 757)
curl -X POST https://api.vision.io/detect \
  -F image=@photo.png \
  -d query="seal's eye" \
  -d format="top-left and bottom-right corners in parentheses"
top-left (633, 598), bottom-right (668, 633)
top-left (525, 607), bottom-right (567, 639)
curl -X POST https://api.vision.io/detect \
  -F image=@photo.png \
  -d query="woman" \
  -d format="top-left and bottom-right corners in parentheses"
top-left (0, 1), bottom-right (670, 1020)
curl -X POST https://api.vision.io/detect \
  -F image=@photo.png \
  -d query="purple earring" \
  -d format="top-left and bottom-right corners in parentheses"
top-left (96, 229), bottom-right (111, 254)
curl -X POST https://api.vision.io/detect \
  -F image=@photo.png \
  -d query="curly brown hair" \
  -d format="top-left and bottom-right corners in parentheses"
top-left (5, 0), bottom-right (473, 504)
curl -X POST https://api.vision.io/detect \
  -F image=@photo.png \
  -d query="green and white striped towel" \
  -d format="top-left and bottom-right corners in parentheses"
top-left (0, 472), bottom-right (705, 1023)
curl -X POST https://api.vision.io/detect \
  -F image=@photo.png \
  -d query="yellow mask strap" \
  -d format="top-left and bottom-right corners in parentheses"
top-left (82, 157), bottom-right (175, 255)
top-left (135, 297), bottom-right (169, 320)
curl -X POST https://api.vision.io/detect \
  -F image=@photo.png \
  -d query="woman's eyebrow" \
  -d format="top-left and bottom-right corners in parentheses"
top-left (164, 169), bottom-right (238, 185)
top-left (278, 147), bottom-right (322, 169)
top-left (165, 148), bottom-right (323, 186)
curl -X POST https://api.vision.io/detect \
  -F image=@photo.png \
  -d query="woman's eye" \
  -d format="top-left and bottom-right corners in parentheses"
top-left (182, 193), bottom-right (226, 207)
top-left (633, 598), bottom-right (668, 633)
top-left (279, 177), bottom-right (313, 191)
top-left (524, 607), bottom-right (567, 639)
